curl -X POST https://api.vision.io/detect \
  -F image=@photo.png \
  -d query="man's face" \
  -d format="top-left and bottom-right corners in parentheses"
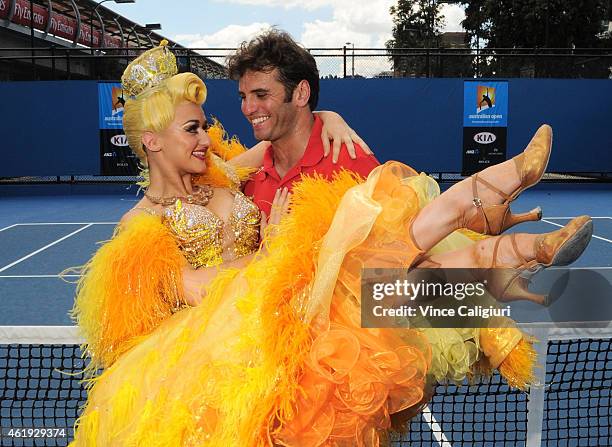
top-left (238, 69), bottom-right (298, 142)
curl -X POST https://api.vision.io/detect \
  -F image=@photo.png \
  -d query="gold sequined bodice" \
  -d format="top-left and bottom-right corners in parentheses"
top-left (162, 191), bottom-right (261, 268)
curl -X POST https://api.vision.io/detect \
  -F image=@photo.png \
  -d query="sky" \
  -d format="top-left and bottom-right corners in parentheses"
top-left (104, 0), bottom-right (466, 77)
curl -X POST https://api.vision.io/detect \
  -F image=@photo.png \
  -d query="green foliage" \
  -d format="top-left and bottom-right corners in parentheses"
top-left (461, 0), bottom-right (609, 48)
top-left (386, 0), bottom-right (611, 77)
top-left (387, 0), bottom-right (446, 49)
top-left (461, 0), bottom-right (612, 77)
top-left (386, 0), bottom-right (450, 76)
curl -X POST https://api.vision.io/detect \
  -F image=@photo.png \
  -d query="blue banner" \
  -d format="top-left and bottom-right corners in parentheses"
top-left (97, 82), bottom-right (138, 175)
top-left (462, 81), bottom-right (509, 174)
top-left (463, 81), bottom-right (508, 127)
top-left (98, 82), bottom-right (124, 130)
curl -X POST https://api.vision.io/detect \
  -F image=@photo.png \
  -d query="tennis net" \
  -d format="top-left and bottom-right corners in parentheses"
top-left (1, 325), bottom-right (611, 447)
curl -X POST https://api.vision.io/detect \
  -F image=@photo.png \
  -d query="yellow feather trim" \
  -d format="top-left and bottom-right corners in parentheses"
top-left (470, 335), bottom-right (537, 391)
top-left (207, 117), bottom-right (249, 161)
top-left (71, 409), bottom-right (99, 447)
top-left (498, 337), bottom-right (537, 390)
top-left (109, 381), bottom-right (140, 440)
top-left (193, 119), bottom-right (255, 189)
top-left (71, 213), bottom-right (187, 370)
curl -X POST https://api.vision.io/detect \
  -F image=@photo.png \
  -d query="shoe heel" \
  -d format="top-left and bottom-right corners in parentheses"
top-left (465, 126), bottom-right (551, 236)
top-left (502, 206), bottom-right (542, 232)
top-left (503, 276), bottom-right (548, 306)
top-left (486, 269), bottom-right (548, 306)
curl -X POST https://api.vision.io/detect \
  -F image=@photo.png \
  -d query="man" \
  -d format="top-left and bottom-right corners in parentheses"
top-left (227, 29), bottom-right (379, 215)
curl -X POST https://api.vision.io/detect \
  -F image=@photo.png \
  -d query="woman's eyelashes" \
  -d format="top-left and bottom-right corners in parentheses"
top-left (185, 122), bottom-right (211, 133)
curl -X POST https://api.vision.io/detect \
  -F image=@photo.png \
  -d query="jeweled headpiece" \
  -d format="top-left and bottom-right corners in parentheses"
top-left (121, 39), bottom-right (178, 97)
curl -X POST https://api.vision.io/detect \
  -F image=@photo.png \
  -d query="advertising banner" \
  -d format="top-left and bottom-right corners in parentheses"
top-left (462, 81), bottom-right (509, 174)
top-left (0, 0), bottom-right (121, 47)
top-left (98, 83), bottom-right (139, 175)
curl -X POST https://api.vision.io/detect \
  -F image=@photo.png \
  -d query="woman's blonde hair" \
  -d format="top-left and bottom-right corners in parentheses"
top-left (123, 72), bottom-right (207, 166)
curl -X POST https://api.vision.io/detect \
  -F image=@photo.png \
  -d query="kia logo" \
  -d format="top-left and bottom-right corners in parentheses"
top-left (111, 134), bottom-right (129, 147)
top-left (474, 132), bottom-right (496, 144)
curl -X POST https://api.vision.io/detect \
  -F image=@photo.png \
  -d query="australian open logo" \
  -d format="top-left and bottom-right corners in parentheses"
top-left (111, 86), bottom-right (125, 116)
top-left (476, 85), bottom-right (495, 113)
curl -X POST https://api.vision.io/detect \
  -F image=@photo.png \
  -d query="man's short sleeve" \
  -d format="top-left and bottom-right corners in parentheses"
top-left (337, 143), bottom-right (380, 178)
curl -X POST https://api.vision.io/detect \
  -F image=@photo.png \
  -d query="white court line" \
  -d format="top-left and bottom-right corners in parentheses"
top-left (11, 222), bottom-right (117, 226)
top-left (0, 224), bottom-right (93, 273)
top-left (541, 219), bottom-right (612, 244)
top-left (3, 267), bottom-right (612, 277)
top-left (422, 405), bottom-right (453, 447)
top-left (0, 274), bottom-right (82, 278)
top-left (548, 266), bottom-right (612, 270)
top-left (544, 216), bottom-right (612, 220)
top-left (0, 223), bottom-right (19, 233)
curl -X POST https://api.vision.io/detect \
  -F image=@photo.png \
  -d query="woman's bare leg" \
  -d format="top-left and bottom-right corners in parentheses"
top-left (416, 233), bottom-right (539, 268)
top-left (414, 215), bottom-right (592, 305)
top-left (411, 158), bottom-right (522, 252)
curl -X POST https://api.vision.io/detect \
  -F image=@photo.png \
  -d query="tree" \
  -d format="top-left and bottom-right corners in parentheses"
top-left (461, 0), bottom-right (611, 77)
top-left (387, 1), bottom-right (474, 77)
top-left (386, 0), bottom-right (446, 77)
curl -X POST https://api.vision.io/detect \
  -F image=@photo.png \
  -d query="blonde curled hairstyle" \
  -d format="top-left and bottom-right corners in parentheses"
top-left (123, 73), bottom-right (207, 166)
top-left (120, 41), bottom-right (251, 189)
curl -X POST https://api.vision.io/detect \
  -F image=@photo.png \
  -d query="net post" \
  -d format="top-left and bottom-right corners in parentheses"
top-left (525, 326), bottom-right (550, 447)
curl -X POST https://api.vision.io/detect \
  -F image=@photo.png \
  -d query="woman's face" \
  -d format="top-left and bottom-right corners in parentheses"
top-left (152, 101), bottom-right (211, 175)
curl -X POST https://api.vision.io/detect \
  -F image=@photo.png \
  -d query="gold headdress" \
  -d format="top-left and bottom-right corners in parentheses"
top-left (121, 39), bottom-right (178, 97)
top-left (121, 40), bottom-right (252, 189)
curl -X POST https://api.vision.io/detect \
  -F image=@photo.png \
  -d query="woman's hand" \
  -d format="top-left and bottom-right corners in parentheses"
top-left (317, 111), bottom-right (373, 163)
top-left (260, 187), bottom-right (291, 249)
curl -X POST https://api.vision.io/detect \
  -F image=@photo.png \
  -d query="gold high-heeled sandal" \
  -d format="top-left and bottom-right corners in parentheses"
top-left (484, 215), bottom-right (593, 305)
top-left (464, 124), bottom-right (552, 235)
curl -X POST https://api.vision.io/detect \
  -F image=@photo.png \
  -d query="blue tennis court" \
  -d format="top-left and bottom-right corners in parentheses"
top-left (1, 183), bottom-right (611, 447)
top-left (1, 183), bottom-right (611, 326)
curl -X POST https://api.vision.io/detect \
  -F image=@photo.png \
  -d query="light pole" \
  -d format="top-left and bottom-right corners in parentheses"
top-left (91, 0), bottom-right (135, 52)
top-left (345, 42), bottom-right (354, 77)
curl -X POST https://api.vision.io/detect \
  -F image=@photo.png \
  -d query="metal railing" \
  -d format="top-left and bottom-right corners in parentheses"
top-left (0, 46), bottom-right (228, 81)
top-left (1, 46), bottom-right (612, 81)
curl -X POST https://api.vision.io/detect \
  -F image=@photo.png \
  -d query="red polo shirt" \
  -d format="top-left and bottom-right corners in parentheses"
top-left (244, 115), bottom-right (380, 215)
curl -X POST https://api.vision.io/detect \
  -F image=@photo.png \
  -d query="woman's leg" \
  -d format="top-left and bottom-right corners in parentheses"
top-left (410, 125), bottom-right (551, 251)
top-left (416, 233), bottom-right (538, 269)
top-left (411, 158), bottom-right (523, 252)
top-left (415, 215), bottom-right (592, 304)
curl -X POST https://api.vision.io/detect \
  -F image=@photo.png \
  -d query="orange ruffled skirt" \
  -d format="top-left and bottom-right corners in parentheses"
top-left (70, 162), bottom-right (475, 447)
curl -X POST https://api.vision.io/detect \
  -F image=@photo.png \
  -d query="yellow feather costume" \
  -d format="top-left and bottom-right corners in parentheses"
top-left (72, 39), bottom-right (535, 445)
top-left (71, 213), bottom-right (187, 371)
top-left (72, 119), bottom-right (252, 372)
top-left (70, 162), bottom-right (535, 446)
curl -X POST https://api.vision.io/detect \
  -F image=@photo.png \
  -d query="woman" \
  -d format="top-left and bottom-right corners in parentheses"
top-left (70, 42), bottom-right (592, 446)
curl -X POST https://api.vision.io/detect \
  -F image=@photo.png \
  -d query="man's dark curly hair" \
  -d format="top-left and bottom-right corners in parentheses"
top-left (227, 29), bottom-right (319, 111)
